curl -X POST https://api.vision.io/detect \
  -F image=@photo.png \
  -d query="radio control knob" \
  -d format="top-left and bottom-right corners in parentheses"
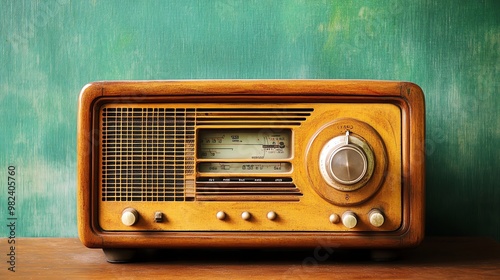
top-left (330, 146), bottom-right (367, 184)
top-left (121, 208), bottom-right (139, 226)
top-left (267, 211), bottom-right (277, 220)
top-left (329, 213), bottom-right (340, 224)
top-left (342, 211), bottom-right (357, 229)
top-left (319, 130), bottom-right (374, 191)
top-left (154, 211), bottom-right (164, 223)
top-left (329, 131), bottom-right (367, 184)
top-left (216, 211), bottom-right (226, 220)
top-left (241, 211), bottom-right (251, 220)
top-left (368, 209), bottom-right (385, 227)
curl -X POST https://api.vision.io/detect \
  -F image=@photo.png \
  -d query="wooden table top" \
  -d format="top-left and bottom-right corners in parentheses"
top-left (1, 237), bottom-right (499, 279)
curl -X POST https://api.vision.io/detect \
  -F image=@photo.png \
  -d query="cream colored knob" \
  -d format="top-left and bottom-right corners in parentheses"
top-left (267, 211), bottom-right (277, 220)
top-left (329, 213), bottom-right (340, 224)
top-left (369, 209), bottom-right (385, 227)
top-left (241, 211), bottom-right (251, 220)
top-left (216, 211), bottom-right (226, 220)
top-left (121, 208), bottom-right (139, 226)
top-left (342, 211), bottom-right (357, 229)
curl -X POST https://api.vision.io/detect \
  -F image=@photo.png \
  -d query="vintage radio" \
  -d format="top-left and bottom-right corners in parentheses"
top-left (77, 80), bottom-right (425, 262)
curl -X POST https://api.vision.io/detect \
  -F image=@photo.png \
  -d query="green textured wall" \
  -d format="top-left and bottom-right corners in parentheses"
top-left (1, 0), bottom-right (498, 240)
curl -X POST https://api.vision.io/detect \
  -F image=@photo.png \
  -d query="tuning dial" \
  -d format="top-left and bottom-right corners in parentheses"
top-left (121, 208), bottom-right (139, 226)
top-left (319, 131), bottom-right (374, 191)
top-left (329, 133), bottom-right (367, 184)
top-left (342, 211), bottom-right (358, 229)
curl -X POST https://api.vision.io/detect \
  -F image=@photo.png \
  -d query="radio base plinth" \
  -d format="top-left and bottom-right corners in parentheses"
top-left (103, 248), bottom-right (137, 263)
top-left (370, 249), bottom-right (400, 262)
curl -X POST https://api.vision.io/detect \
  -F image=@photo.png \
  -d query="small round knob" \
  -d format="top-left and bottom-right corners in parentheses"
top-left (329, 213), bottom-right (340, 224)
top-left (342, 211), bottom-right (357, 229)
top-left (267, 211), bottom-right (277, 220)
top-left (369, 209), bottom-right (385, 227)
top-left (121, 208), bottom-right (139, 226)
top-left (241, 211), bottom-right (251, 220)
top-left (216, 211), bottom-right (226, 220)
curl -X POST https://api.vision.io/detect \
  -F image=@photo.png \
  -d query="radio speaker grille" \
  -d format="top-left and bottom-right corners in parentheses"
top-left (100, 107), bottom-right (195, 202)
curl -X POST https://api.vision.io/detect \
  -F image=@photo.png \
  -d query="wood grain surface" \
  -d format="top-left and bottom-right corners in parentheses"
top-left (75, 80), bottom-right (423, 250)
top-left (0, 1), bottom-right (498, 241)
top-left (0, 237), bottom-right (499, 279)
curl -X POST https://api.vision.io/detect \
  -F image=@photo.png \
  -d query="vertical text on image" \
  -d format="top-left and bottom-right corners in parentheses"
top-left (6, 165), bottom-right (17, 272)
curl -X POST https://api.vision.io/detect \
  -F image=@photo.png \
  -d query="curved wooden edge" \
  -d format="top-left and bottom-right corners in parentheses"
top-left (77, 83), bottom-right (104, 247)
top-left (399, 82), bottom-right (426, 247)
top-left (82, 231), bottom-right (424, 249)
top-left (89, 79), bottom-right (405, 96)
top-left (77, 80), bottom-right (425, 249)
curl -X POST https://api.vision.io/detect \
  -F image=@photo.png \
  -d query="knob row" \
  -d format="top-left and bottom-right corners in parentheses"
top-left (120, 208), bottom-right (278, 226)
top-left (217, 211), bottom-right (277, 221)
top-left (121, 208), bottom-right (384, 228)
top-left (122, 208), bottom-right (164, 226)
top-left (329, 209), bottom-right (385, 228)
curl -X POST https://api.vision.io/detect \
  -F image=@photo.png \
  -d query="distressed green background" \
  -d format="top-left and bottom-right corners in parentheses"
top-left (0, 0), bottom-right (498, 240)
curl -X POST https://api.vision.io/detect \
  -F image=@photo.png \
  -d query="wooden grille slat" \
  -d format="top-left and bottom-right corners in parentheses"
top-left (195, 108), bottom-right (312, 126)
top-left (195, 180), bottom-right (303, 201)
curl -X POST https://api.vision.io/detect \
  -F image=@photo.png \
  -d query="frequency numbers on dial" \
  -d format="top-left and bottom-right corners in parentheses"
top-left (198, 162), bottom-right (292, 174)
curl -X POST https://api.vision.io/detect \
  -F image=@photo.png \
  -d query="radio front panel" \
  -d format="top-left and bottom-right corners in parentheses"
top-left (97, 103), bottom-right (401, 232)
top-left (77, 80), bottom-right (425, 255)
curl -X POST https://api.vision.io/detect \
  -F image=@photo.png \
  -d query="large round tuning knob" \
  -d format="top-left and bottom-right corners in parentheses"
top-left (330, 143), bottom-right (367, 185)
top-left (319, 131), bottom-right (374, 191)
